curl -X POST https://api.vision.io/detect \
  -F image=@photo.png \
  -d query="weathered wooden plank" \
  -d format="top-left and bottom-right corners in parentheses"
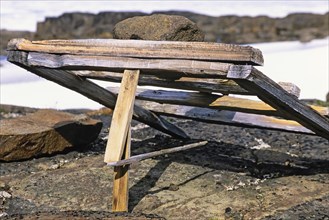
top-left (7, 51), bottom-right (189, 139)
top-left (74, 70), bottom-right (251, 95)
top-left (107, 141), bottom-right (208, 167)
top-left (227, 65), bottom-right (329, 139)
top-left (107, 87), bottom-right (327, 118)
top-left (104, 70), bottom-right (139, 163)
top-left (74, 71), bottom-right (301, 97)
top-left (8, 38), bottom-right (264, 65)
top-left (135, 101), bottom-right (315, 135)
top-left (112, 127), bottom-right (131, 212)
top-left (277, 82), bottom-right (300, 98)
top-left (26, 52), bottom-right (232, 78)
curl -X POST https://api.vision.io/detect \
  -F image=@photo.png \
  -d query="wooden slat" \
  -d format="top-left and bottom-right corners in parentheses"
top-left (73, 70), bottom-right (251, 95)
top-left (277, 82), bottom-right (300, 98)
top-left (104, 70), bottom-right (139, 162)
top-left (8, 38), bottom-right (264, 65)
top-left (107, 87), bottom-right (328, 118)
top-left (25, 52), bottom-right (232, 78)
top-left (112, 128), bottom-right (131, 212)
top-left (136, 101), bottom-right (315, 135)
top-left (107, 141), bottom-right (208, 167)
top-left (75, 71), bottom-right (301, 97)
top-left (7, 51), bottom-right (189, 139)
top-left (227, 65), bottom-right (329, 139)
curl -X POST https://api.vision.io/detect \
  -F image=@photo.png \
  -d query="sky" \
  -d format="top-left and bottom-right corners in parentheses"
top-left (1, 0), bottom-right (329, 31)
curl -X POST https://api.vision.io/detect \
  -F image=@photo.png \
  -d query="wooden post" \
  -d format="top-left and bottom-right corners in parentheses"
top-left (103, 69), bottom-right (139, 212)
top-left (112, 128), bottom-right (131, 212)
top-left (104, 69), bottom-right (139, 162)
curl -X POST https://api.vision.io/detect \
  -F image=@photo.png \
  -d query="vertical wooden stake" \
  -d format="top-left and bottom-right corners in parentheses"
top-left (112, 127), bottom-right (131, 212)
top-left (103, 69), bottom-right (139, 212)
top-left (104, 69), bottom-right (140, 163)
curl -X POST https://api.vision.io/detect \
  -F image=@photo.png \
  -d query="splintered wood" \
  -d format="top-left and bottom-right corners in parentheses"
top-left (104, 70), bottom-right (139, 163)
top-left (104, 70), bottom-right (138, 212)
top-left (8, 38), bottom-right (264, 65)
top-left (7, 38), bottom-right (329, 139)
top-left (112, 128), bottom-right (131, 212)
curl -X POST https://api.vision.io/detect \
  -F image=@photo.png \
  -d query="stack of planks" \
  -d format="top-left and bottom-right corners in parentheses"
top-left (7, 38), bottom-right (329, 212)
top-left (7, 38), bottom-right (329, 139)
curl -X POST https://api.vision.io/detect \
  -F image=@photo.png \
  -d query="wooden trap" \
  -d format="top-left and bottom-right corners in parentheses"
top-left (7, 38), bottom-right (329, 211)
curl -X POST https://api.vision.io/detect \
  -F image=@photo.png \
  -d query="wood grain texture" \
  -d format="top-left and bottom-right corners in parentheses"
top-left (104, 70), bottom-right (139, 163)
top-left (7, 51), bottom-right (189, 139)
top-left (227, 66), bottom-right (329, 139)
top-left (26, 52), bottom-right (232, 78)
top-left (135, 100), bottom-right (315, 135)
top-left (107, 141), bottom-right (208, 167)
top-left (73, 70), bottom-right (251, 95)
top-left (7, 41), bottom-right (328, 139)
top-left (112, 128), bottom-right (131, 212)
top-left (74, 71), bottom-right (302, 97)
top-left (107, 87), bottom-right (328, 118)
top-left (8, 38), bottom-right (264, 65)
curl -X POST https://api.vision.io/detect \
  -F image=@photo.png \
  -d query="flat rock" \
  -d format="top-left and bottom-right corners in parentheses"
top-left (113, 14), bottom-right (204, 41)
top-left (0, 109), bottom-right (102, 161)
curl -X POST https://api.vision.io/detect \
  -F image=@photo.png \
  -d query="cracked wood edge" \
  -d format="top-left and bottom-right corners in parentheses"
top-left (7, 38), bottom-right (264, 65)
top-left (104, 70), bottom-right (139, 163)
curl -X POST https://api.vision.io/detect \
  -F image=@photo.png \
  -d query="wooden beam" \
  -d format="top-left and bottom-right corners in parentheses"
top-left (136, 101), bottom-right (315, 135)
top-left (75, 71), bottom-right (301, 97)
top-left (112, 127), bottom-right (131, 212)
top-left (8, 38), bottom-right (264, 65)
top-left (7, 51), bottom-right (189, 139)
top-left (25, 52), bottom-right (232, 78)
top-left (107, 87), bottom-right (327, 118)
top-left (73, 70), bottom-right (251, 95)
top-left (227, 65), bottom-right (329, 139)
top-left (104, 70), bottom-right (139, 163)
top-left (107, 141), bottom-right (208, 167)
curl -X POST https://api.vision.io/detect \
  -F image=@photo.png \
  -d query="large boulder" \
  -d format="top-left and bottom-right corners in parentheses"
top-left (113, 14), bottom-right (204, 41)
top-left (0, 109), bottom-right (102, 161)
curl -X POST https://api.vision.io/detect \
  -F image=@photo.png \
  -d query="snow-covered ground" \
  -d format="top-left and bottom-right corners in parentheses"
top-left (1, 1), bottom-right (328, 109)
top-left (1, 1), bottom-right (328, 32)
top-left (1, 38), bottom-right (328, 110)
top-left (252, 38), bottom-right (329, 100)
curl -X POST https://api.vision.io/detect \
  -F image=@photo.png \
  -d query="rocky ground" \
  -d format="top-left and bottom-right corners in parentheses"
top-left (1, 105), bottom-right (329, 219)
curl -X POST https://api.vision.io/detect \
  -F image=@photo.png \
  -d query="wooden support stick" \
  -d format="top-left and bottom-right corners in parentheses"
top-left (74, 70), bottom-right (251, 95)
top-left (107, 87), bottom-right (327, 118)
top-left (227, 66), bottom-right (329, 139)
top-left (7, 51), bottom-right (189, 139)
top-left (112, 127), bottom-right (131, 212)
top-left (104, 70), bottom-right (139, 162)
top-left (107, 141), bottom-right (208, 167)
top-left (135, 101), bottom-right (316, 135)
